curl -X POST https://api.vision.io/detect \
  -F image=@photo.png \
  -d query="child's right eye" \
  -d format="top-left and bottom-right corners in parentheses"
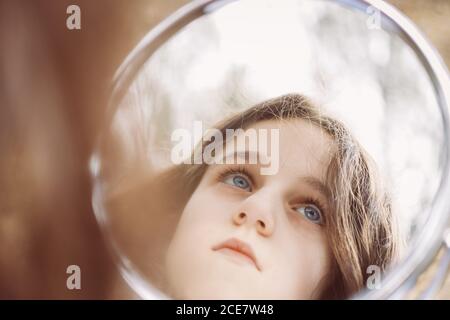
top-left (223, 173), bottom-right (252, 192)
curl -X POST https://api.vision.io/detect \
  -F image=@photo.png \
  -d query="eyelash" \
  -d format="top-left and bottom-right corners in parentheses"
top-left (301, 196), bottom-right (325, 212)
top-left (297, 197), bottom-right (327, 224)
top-left (216, 165), bottom-right (255, 190)
top-left (216, 166), bottom-right (327, 217)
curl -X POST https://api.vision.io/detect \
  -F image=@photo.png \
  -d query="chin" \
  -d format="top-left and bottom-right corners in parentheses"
top-left (175, 278), bottom-right (271, 300)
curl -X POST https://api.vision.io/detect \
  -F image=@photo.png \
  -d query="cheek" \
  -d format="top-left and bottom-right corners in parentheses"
top-left (296, 239), bottom-right (329, 276)
top-left (167, 185), bottom-right (233, 256)
top-left (164, 186), bottom-right (242, 297)
top-left (279, 228), bottom-right (331, 296)
top-left (181, 185), bottom-right (232, 224)
top-left (182, 181), bottom-right (243, 227)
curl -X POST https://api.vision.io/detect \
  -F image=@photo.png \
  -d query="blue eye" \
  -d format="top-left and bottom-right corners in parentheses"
top-left (223, 174), bottom-right (252, 191)
top-left (296, 205), bottom-right (323, 225)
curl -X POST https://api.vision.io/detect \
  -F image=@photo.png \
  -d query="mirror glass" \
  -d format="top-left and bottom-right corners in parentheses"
top-left (92, 0), bottom-right (445, 299)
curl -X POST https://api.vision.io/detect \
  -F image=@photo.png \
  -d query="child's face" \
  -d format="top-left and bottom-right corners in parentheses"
top-left (165, 119), bottom-right (334, 299)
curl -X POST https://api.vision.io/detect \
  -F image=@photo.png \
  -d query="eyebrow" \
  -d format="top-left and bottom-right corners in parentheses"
top-left (222, 150), bottom-right (266, 164)
top-left (299, 176), bottom-right (332, 204)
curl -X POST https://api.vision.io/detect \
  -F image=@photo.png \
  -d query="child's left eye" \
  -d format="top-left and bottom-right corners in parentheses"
top-left (296, 205), bottom-right (323, 225)
top-left (223, 174), bottom-right (252, 191)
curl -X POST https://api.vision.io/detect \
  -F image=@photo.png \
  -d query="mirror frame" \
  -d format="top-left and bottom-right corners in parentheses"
top-left (91, 0), bottom-right (450, 299)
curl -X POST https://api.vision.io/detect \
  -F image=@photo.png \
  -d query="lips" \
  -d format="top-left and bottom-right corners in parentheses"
top-left (211, 237), bottom-right (261, 271)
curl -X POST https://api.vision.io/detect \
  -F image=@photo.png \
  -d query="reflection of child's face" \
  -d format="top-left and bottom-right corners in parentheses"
top-left (165, 119), bottom-right (334, 299)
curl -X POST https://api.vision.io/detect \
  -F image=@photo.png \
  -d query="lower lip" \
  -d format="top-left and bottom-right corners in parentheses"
top-left (215, 248), bottom-right (258, 270)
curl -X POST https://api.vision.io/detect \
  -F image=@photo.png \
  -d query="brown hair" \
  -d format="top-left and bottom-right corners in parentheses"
top-left (162, 93), bottom-right (400, 299)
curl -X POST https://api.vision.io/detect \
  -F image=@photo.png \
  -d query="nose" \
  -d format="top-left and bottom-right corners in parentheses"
top-left (232, 201), bottom-right (275, 237)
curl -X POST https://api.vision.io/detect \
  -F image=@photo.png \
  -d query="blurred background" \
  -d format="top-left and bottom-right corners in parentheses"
top-left (0, 0), bottom-right (449, 299)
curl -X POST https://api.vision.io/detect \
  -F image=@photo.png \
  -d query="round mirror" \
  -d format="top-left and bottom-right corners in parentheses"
top-left (90, 0), bottom-right (450, 299)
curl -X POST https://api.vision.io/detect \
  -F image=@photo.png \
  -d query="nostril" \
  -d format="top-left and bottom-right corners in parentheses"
top-left (258, 220), bottom-right (266, 229)
top-left (234, 212), bottom-right (247, 225)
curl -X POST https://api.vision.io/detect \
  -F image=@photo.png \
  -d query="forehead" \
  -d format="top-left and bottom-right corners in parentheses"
top-left (242, 119), bottom-right (335, 178)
